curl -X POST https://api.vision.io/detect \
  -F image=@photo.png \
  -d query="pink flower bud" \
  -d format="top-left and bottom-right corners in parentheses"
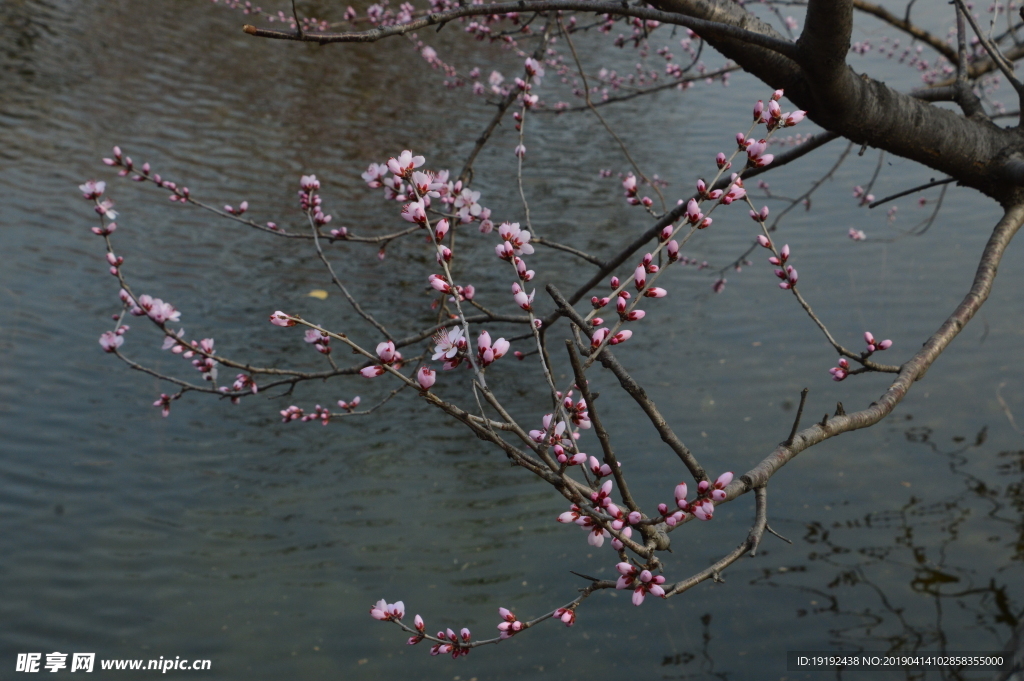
top-left (416, 366), bottom-right (436, 390)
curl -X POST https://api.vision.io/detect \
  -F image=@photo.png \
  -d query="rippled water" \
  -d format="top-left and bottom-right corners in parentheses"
top-left (2, 1), bottom-right (1023, 679)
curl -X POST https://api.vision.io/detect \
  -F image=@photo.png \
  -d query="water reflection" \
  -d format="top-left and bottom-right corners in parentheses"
top-left (2, 1), bottom-right (1023, 679)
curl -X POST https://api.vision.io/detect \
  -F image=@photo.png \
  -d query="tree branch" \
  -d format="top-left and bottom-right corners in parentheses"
top-left (241, 1), bottom-right (801, 60)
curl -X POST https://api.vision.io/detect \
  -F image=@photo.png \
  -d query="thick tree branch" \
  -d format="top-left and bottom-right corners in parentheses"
top-left (242, 2), bottom-right (801, 60)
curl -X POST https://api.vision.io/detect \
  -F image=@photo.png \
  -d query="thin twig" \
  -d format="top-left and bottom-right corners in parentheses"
top-left (868, 177), bottom-right (956, 208)
top-left (785, 388), bottom-right (809, 446)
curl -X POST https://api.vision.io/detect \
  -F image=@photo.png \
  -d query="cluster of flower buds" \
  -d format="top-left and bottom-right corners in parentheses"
top-left (753, 90), bottom-right (807, 131)
top-left (105, 251), bottom-right (124, 276)
top-left (477, 331), bottom-right (510, 367)
top-left (863, 331), bottom-right (893, 355)
top-left (591, 326), bottom-right (632, 347)
top-left (829, 358), bottom-right (850, 381)
top-left (757, 238), bottom-right (798, 290)
top-left (430, 628), bottom-right (471, 658)
top-left (231, 373), bottom-right (258, 395)
top-left (559, 391), bottom-right (591, 429)
top-left (185, 338), bottom-right (217, 381)
top-left (100, 146), bottom-right (135, 177)
top-left (588, 456), bottom-right (614, 479)
top-left (497, 607), bottom-right (524, 638)
top-left (102, 148), bottom-right (192, 202)
top-left (370, 599), bottom-right (405, 621)
top-left (280, 405), bottom-right (305, 422)
top-left (634, 254), bottom-right (667, 296)
top-left (529, 413), bottom-right (579, 449)
top-left (695, 179), bottom-right (724, 203)
top-left (362, 151), bottom-right (492, 230)
top-left (406, 614), bottom-right (426, 646)
top-left (622, 173), bottom-right (653, 207)
top-left (296, 175), bottom-right (333, 227)
top-left (738, 135), bottom-right (774, 169)
top-left (153, 393), bottom-right (173, 418)
top-left (361, 340), bottom-right (403, 378)
top-left (304, 328), bottom-right (331, 355)
top-left (98, 326), bottom-right (128, 353)
top-left (431, 326), bottom-right (467, 370)
top-left (679, 199), bottom-right (708, 230)
top-left (615, 563), bottom-right (667, 605)
top-left (337, 396), bottom-right (361, 412)
top-left (719, 175), bottom-right (747, 205)
top-left (224, 200), bottom-right (248, 216)
top-left (495, 222), bottom-right (534, 257)
top-left (852, 185), bottom-right (874, 206)
top-left (750, 205), bottom-right (770, 224)
top-left (553, 607), bottom-right (576, 627)
top-left (658, 472), bottom-right (733, 524)
top-left (127, 292), bottom-right (181, 324)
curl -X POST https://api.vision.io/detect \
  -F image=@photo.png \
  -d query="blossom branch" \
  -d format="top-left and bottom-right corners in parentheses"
top-left (240, 2), bottom-right (801, 61)
top-left (305, 193), bottom-right (394, 340)
top-left (724, 203), bottom-right (1024, 501)
top-left (664, 484), bottom-right (769, 596)
top-left (547, 284), bottom-right (707, 484)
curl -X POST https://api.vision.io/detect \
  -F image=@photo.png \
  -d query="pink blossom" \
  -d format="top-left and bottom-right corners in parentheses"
top-left (711, 471), bottom-right (733, 501)
top-left (497, 222), bottom-right (534, 255)
top-left (146, 298), bottom-right (180, 324)
top-left (524, 57), bottom-right (544, 80)
top-left (376, 340), bottom-right (397, 363)
top-left (369, 599), bottom-right (405, 621)
top-left (554, 607), bottom-right (576, 626)
top-left (433, 218), bottom-right (449, 241)
top-left (99, 330), bottom-right (123, 352)
top-left (337, 396), bottom-right (361, 412)
top-left (79, 180), bottom-right (106, 199)
top-left (784, 110), bottom-right (807, 127)
top-left (830, 357), bottom-right (850, 381)
top-left (153, 393), bottom-right (172, 418)
top-left (269, 311), bottom-right (296, 327)
top-left (513, 287), bottom-right (535, 311)
top-left (432, 326), bottom-right (466, 362)
top-left (417, 366), bottom-right (436, 390)
top-left (401, 200), bottom-right (427, 225)
top-left (360, 365), bottom-right (386, 378)
top-left (428, 273), bottom-right (452, 293)
top-left (361, 164), bottom-right (387, 188)
top-left (609, 330), bottom-right (632, 345)
top-left (386, 150), bottom-right (425, 178)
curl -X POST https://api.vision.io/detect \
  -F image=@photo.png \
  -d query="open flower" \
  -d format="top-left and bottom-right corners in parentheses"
top-left (432, 326), bottom-right (466, 362)
top-left (369, 599), bottom-right (405, 621)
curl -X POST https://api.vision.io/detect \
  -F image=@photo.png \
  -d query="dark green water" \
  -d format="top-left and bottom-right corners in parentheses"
top-left (2, 1), bottom-right (1022, 679)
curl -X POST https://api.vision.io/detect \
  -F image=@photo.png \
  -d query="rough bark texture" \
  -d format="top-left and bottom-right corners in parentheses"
top-left (649, 0), bottom-right (1024, 204)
